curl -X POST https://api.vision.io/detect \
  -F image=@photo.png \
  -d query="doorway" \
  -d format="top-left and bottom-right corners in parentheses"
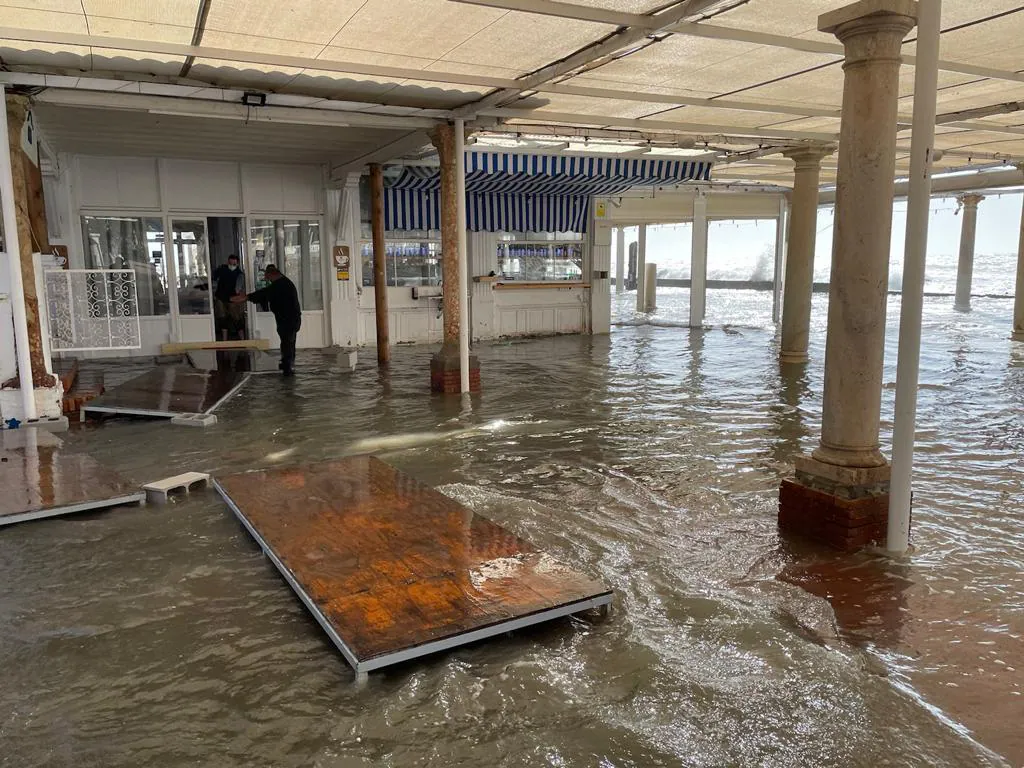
top-left (208, 216), bottom-right (248, 341)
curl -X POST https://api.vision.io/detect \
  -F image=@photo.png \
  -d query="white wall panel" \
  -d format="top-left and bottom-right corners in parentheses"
top-left (77, 156), bottom-right (160, 209)
top-left (243, 164), bottom-right (322, 214)
top-left (162, 159), bottom-right (241, 212)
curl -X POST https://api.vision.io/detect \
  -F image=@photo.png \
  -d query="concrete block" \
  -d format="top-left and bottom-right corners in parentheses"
top-left (143, 472), bottom-right (211, 504)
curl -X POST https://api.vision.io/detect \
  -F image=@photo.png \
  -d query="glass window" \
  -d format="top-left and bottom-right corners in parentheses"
top-left (171, 219), bottom-right (211, 317)
top-left (82, 215), bottom-right (169, 316)
top-left (497, 238), bottom-right (584, 282)
top-left (361, 232), bottom-right (442, 287)
top-left (248, 219), bottom-right (323, 310)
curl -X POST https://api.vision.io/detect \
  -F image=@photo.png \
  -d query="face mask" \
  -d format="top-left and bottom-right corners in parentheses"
top-left (228, 264), bottom-right (238, 271)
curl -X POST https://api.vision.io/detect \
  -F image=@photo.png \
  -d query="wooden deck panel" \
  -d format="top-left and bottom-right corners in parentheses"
top-left (215, 456), bottom-right (612, 672)
top-left (83, 367), bottom-right (250, 418)
top-left (0, 434), bottom-right (145, 525)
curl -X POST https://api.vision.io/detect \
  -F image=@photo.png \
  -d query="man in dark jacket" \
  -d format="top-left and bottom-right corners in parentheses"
top-left (212, 254), bottom-right (245, 340)
top-left (233, 264), bottom-right (301, 375)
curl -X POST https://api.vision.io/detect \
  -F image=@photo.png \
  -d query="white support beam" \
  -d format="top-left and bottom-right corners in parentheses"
top-left (453, 0), bottom-right (1024, 85)
top-left (480, 108), bottom-right (839, 142)
top-left (537, 83), bottom-right (842, 119)
top-left (0, 27), bottom-right (520, 90)
top-left (33, 88), bottom-right (439, 131)
top-left (331, 131), bottom-right (433, 180)
top-left (451, 0), bottom-right (732, 115)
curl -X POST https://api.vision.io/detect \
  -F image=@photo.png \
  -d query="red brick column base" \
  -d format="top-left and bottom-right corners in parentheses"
top-left (779, 478), bottom-right (888, 551)
top-left (430, 349), bottom-right (481, 394)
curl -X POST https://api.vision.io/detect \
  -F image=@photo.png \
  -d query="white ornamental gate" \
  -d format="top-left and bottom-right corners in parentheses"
top-left (44, 269), bottom-right (141, 352)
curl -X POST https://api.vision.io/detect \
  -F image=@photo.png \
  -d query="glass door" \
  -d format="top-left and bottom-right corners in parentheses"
top-left (170, 218), bottom-right (214, 343)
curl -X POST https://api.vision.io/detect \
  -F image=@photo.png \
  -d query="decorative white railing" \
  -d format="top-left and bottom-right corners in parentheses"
top-left (44, 269), bottom-right (141, 352)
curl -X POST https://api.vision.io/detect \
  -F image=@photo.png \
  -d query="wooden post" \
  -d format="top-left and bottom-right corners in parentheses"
top-left (6, 95), bottom-right (54, 388)
top-left (428, 123), bottom-right (480, 394)
top-left (369, 163), bottom-right (390, 365)
top-left (432, 123), bottom-right (460, 351)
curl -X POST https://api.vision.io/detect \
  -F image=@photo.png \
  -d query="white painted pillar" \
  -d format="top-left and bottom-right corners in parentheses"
top-left (690, 191), bottom-right (708, 327)
top-left (1014, 186), bottom-right (1024, 342)
top-left (615, 226), bottom-right (625, 294)
top-left (635, 224), bottom-right (647, 311)
top-left (772, 196), bottom-right (788, 325)
top-left (643, 263), bottom-right (657, 312)
top-left (0, 85), bottom-right (36, 421)
top-left (455, 118), bottom-right (470, 394)
top-left (888, 0), bottom-right (941, 553)
top-left (954, 192), bottom-right (983, 311)
top-left (780, 147), bottom-right (832, 363)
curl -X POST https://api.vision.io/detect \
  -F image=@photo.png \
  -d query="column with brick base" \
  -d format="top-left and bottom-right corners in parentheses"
top-left (779, 0), bottom-right (917, 550)
top-left (429, 122), bottom-right (480, 394)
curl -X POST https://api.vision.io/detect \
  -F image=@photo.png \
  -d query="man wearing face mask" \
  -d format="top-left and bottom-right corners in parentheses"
top-left (213, 254), bottom-right (246, 340)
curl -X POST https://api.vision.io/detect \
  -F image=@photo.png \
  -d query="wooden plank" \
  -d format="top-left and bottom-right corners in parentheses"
top-left (83, 367), bottom-right (250, 418)
top-left (161, 339), bottom-right (270, 354)
top-left (214, 456), bottom-right (612, 673)
top-left (0, 438), bottom-right (144, 526)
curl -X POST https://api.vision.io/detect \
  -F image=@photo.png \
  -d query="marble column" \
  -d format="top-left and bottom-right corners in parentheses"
top-left (780, 146), bottom-right (834, 363)
top-left (635, 224), bottom-right (647, 311)
top-left (954, 193), bottom-right (984, 312)
top-left (779, 0), bottom-right (917, 551)
top-left (1014, 189), bottom-right (1024, 341)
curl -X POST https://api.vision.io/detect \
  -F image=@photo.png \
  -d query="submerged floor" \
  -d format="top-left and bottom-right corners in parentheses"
top-left (0, 290), bottom-right (1021, 767)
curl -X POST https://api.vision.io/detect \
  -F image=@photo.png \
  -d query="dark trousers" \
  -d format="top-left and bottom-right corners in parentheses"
top-left (278, 324), bottom-right (299, 372)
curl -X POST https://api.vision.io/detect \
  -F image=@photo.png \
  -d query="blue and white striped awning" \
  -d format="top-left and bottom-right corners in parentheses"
top-left (384, 152), bottom-right (712, 233)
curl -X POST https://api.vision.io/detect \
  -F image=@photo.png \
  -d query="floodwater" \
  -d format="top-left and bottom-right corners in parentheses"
top-left (1, 288), bottom-right (1022, 767)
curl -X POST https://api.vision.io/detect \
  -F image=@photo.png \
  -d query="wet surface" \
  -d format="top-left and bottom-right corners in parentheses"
top-left (217, 455), bottom-right (610, 667)
top-left (84, 366), bottom-right (251, 417)
top-left (0, 290), bottom-right (1021, 766)
top-left (0, 431), bottom-right (142, 525)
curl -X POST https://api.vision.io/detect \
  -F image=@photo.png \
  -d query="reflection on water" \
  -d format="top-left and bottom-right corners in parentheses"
top-left (0, 290), bottom-right (1020, 767)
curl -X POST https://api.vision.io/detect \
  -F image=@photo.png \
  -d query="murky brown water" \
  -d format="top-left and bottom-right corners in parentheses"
top-left (1, 291), bottom-right (1021, 767)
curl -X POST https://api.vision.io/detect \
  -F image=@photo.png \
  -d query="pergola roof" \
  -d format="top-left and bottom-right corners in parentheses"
top-left (1, 0), bottom-right (1022, 186)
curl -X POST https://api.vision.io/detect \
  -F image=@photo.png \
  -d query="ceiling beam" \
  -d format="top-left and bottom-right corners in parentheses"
top-left (0, 27), bottom-right (519, 90)
top-left (33, 89), bottom-right (441, 130)
top-left (179, 0), bottom-right (213, 78)
top-left (537, 83), bottom-right (842, 119)
top-left (451, 0), bottom-right (736, 116)
top-left (331, 130), bottom-right (433, 179)
top-left (478, 107), bottom-right (840, 142)
top-left (453, 0), bottom-right (1024, 85)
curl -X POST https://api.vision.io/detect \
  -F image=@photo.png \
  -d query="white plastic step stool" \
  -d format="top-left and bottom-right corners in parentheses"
top-left (143, 472), bottom-right (211, 504)
top-left (171, 413), bottom-right (218, 427)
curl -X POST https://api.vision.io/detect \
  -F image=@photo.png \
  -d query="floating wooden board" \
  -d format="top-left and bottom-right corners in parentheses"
top-left (83, 367), bottom-right (250, 419)
top-left (0, 433), bottom-right (144, 527)
top-left (161, 339), bottom-right (270, 354)
top-left (214, 456), bottom-right (612, 674)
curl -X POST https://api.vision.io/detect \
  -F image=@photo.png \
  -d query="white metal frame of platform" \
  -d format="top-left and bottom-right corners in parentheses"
top-left (0, 492), bottom-right (146, 527)
top-left (213, 478), bottom-right (613, 677)
top-left (82, 372), bottom-right (251, 421)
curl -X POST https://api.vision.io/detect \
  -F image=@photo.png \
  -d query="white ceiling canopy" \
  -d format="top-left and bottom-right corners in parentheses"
top-left (0, 0), bottom-right (1021, 184)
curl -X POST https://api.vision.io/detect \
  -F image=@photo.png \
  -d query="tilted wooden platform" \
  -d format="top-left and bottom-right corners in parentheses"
top-left (82, 366), bottom-right (250, 420)
top-left (0, 430), bottom-right (145, 526)
top-left (161, 339), bottom-right (270, 354)
top-left (214, 456), bottom-right (612, 675)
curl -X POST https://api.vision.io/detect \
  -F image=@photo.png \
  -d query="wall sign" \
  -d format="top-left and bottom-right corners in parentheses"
top-left (333, 245), bottom-right (350, 281)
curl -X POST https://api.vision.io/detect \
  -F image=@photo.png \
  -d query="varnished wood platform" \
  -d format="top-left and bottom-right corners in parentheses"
top-left (0, 431), bottom-right (145, 526)
top-left (82, 366), bottom-right (250, 420)
top-left (214, 456), bottom-right (612, 675)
